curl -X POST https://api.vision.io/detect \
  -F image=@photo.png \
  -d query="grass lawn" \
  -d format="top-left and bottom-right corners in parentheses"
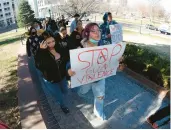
top-left (123, 29), bottom-right (170, 42)
top-left (0, 35), bottom-right (21, 128)
top-left (114, 17), bottom-right (161, 27)
top-left (123, 30), bottom-right (170, 59)
top-left (0, 28), bottom-right (26, 42)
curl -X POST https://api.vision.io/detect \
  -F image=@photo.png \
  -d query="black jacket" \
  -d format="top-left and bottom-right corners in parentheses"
top-left (54, 33), bottom-right (71, 62)
top-left (57, 19), bottom-right (68, 29)
top-left (26, 35), bottom-right (42, 57)
top-left (69, 30), bottom-right (83, 49)
top-left (36, 48), bottom-right (67, 83)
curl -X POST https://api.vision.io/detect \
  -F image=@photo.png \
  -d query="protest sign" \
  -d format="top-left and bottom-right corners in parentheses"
top-left (109, 24), bottom-right (123, 44)
top-left (70, 42), bottom-right (126, 88)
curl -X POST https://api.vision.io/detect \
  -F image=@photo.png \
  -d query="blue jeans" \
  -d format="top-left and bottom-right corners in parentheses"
top-left (78, 79), bottom-right (106, 119)
top-left (43, 78), bottom-right (68, 107)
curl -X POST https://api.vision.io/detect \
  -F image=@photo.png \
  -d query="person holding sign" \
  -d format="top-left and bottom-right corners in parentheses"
top-left (108, 12), bottom-right (118, 26)
top-left (36, 36), bottom-right (70, 114)
top-left (100, 12), bottom-right (118, 45)
top-left (67, 23), bottom-right (107, 120)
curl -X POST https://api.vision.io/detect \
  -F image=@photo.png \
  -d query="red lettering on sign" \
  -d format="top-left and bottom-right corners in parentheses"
top-left (109, 44), bottom-right (122, 63)
top-left (76, 44), bottom-right (123, 85)
top-left (98, 71), bottom-right (104, 78)
top-left (78, 51), bottom-right (92, 70)
top-left (78, 49), bottom-right (108, 70)
top-left (77, 75), bottom-right (86, 84)
top-left (97, 48), bottom-right (108, 64)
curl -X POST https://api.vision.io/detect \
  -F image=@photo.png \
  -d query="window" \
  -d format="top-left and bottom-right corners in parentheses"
top-left (10, 18), bottom-right (12, 23)
top-left (0, 9), bottom-right (2, 12)
top-left (12, 3), bottom-right (14, 8)
top-left (0, 20), bottom-right (5, 27)
top-left (0, 14), bottom-right (3, 17)
top-left (5, 13), bottom-right (11, 16)
top-left (4, 7), bottom-right (10, 11)
top-left (3, 3), bottom-right (6, 5)
top-left (7, 2), bottom-right (9, 5)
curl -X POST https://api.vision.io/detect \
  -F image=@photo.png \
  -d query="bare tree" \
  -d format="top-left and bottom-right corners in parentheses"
top-left (111, 0), bottom-right (128, 16)
top-left (136, 4), bottom-right (150, 18)
top-left (153, 4), bottom-right (165, 19)
top-left (164, 12), bottom-right (171, 23)
top-left (49, 0), bottom-right (101, 17)
top-left (148, 0), bottom-right (161, 21)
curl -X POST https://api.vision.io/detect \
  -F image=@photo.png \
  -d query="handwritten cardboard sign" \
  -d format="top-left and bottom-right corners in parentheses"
top-left (109, 24), bottom-right (123, 44)
top-left (70, 42), bottom-right (126, 88)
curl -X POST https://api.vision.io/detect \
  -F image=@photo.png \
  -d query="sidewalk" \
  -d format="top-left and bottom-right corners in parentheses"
top-left (17, 44), bottom-right (46, 129)
top-left (18, 44), bottom-right (170, 129)
top-left (42, 72), bottom-right (169, 129)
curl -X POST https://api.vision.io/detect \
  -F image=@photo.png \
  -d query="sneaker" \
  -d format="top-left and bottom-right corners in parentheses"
top-left (60, 106), bottom-right (70, 114)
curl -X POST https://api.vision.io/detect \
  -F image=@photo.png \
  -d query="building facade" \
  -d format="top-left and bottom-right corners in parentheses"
top-left (102, 0), bottom-right (127, 6)
top-left (27, 0), bottom-right (39, 17)
top-left (0, 0), bottom-right (16, 28)
top-left (37, 0), bottom-right (68, 19)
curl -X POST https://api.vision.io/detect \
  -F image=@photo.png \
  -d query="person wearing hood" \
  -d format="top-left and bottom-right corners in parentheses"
top-left (100, 12), bottom-right (117, 45)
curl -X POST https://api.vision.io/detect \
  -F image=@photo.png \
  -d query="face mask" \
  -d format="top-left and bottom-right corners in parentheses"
top-left (31, 32), bottom-right (36, 35)
top-left (89, 38), bottom-right (99, 45)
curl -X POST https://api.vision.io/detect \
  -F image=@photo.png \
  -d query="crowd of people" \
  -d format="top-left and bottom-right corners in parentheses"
top-left (26, 12), bottom-right (120, 120)
top-left (26, 12), bottom-right (170, 126)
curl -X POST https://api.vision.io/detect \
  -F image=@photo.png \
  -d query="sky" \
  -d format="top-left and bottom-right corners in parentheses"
top-left (128, 0), bottom-right (171, 13)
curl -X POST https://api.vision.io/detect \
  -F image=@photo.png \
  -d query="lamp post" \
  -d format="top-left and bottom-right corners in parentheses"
top-left (49, 9), bottom-right (51, 18)
top-left (140, 16), bottom-right (143, 34)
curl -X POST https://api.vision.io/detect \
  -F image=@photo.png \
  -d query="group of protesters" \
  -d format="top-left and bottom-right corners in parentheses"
top-left (26, 11), bottom-right (170, 127)
top-left (26, 12), bottom-right (120, 120)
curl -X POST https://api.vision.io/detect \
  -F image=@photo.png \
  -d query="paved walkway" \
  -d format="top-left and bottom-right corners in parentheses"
top-left (18, 44), bottom-right (170, 129)
top-left (17, 45), bottom-right (46, 129)
top-left (30, 59), bottom-right (170, 128)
